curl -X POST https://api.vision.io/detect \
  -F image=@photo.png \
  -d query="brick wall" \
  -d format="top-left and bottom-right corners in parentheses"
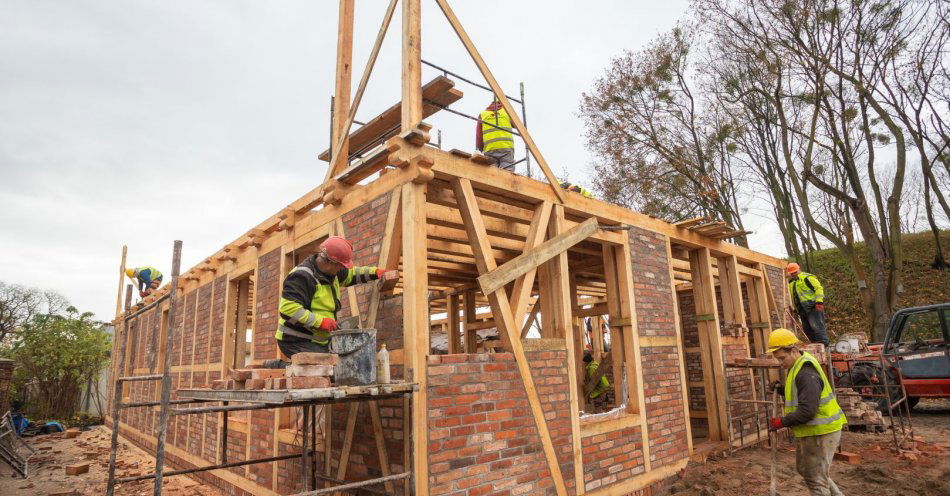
top-left (255, 247), bottom-right (282, 361)
top-left (426, 348), bottom-right (577, 495)
top-left (764, 264), bottom-right (789, 328)
top-left (627, 227), bottom-right (690, 470)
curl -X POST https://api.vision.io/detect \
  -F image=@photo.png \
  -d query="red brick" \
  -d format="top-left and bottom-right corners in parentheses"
top-left (65, 463), bottom-right (89, 475)
top-left (290, 353), bottom-right (340, 366)
top-left (286, 376), bottom-right (331, 389)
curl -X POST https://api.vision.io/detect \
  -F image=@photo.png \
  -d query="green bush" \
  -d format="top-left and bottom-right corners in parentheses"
top-left (5, 307), bottom-right (111, 421)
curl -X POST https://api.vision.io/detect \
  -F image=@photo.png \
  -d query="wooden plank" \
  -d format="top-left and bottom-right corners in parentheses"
top-left (549, 205), bottom-right (586, 492)
top-left (369, 401), bottom-right (396, 494)
top-left (324, 0), bottom-right (400, 181)
top-left (447, 293), bottom-right (462, 353)
top-left (401, 180), bottom-right (429, 496)
top-left (115, 245), bottom-right (127, 321)
top-left (365, 189), bottom-right (402, 329)
top-left (519, 298), bottom-right (541, 339)
top-left (401, 0), bottom-right (421, 131)
top-left (318, 76), bottom-right (464, 162)
top-left (331, 0), bottom-right (354, 166)
top-left (477, 217), bottom-right (599, 295)
top-left (333, 403), bottom-right (360, 496)
top-left (718, 255), bottom-right (747, 332)
top-left (665, 238), bottom-right (694, 454)
top-left (690, 247), bottom-right (728, 442)
top-left (508, 201), bottom-right (552, 331)
top-left (451, 177), bottom-right (568, 496)
top-left (433, 0), bottom-right (567, 204)
top-left (463, 290), bottom-right (478, 353)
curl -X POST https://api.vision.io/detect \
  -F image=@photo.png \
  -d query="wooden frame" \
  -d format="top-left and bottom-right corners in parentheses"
top-left (108, 2), bottom-right (791, 494)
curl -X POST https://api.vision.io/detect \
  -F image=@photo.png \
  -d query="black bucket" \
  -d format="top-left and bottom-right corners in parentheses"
top-left (329, 329), bottom-right (377, 386)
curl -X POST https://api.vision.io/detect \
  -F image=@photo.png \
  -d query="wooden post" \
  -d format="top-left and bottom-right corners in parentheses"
top-left (447, 293), bottom-right (461, 353)
top-left (665, 239), bottom-right (694, 454)
top-left (508, 201), bottom-right (552, 332)
top-left (690, 248), bottom-right (728, 442)
top-left (549, 205), bottom-right (585, 493)
top-left (115, 245), bottom-right (127, 321)
top-left (401, 181), bottom-right (429, 495)
top-left (463, 290), bottom-right (477, 352)
top-left (401, 0), bottom-right (421, 131)
top-left (330, 0), bottom-right (355, 174)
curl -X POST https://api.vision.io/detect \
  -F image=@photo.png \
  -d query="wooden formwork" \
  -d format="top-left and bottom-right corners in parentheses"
top-left (110, 1), bottom-right (792, 494)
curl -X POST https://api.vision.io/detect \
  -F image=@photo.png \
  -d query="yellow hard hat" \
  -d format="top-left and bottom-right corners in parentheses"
top-left (125, 268), bottom-right (136, 277)
top-left (767, 328), bottom-right (799, 353)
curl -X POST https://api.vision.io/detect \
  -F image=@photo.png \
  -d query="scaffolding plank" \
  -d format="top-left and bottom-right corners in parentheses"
top-left (318, 76), bottom-right (463, 161)
top-left (176, 382), bottom-right (417, 404)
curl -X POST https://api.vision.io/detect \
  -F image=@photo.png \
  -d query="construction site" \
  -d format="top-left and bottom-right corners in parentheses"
top-left (2, 1), bottom-right (948, 496)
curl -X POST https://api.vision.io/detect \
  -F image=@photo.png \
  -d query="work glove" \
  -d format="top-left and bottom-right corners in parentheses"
top-left (815, 303), bottom-right (825, 312)
top-left (139, 291), bottom-right (147, 298)
top-left (376, 268), bottom-right (386, 278)
top-left (768, 417), bottom-right (783, 431)
top-left (317, 318), bottom-right (338, 332)
top-left (768, 380), bottom-right (782, 393)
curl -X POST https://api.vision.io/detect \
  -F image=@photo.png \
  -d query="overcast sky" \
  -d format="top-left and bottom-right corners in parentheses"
top-left (0, 0), bottom-right (785, 321)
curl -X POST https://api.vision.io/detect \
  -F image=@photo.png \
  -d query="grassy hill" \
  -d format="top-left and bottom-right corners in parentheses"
top-left (805, 230), bottom-right (950, 340)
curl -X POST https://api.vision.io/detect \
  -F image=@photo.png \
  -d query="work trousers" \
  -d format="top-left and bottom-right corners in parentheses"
top-left (797, 302), bottom-right (829, 347)
top-left (486, 148), bottom-right (515, 172)
top-left (795, 430), bottom-right (845, 496)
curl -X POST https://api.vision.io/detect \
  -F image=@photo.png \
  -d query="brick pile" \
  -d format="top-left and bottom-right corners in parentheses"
top-left (836, 391), bottom-right (885, 429)
top-left (208, 353), bottom-right (339, 390)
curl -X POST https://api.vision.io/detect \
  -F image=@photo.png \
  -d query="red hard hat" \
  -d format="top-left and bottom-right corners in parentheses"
top-left (320, 236), bottom-right (354, 268)
top-left (786, 262), bottom-right (800, 275)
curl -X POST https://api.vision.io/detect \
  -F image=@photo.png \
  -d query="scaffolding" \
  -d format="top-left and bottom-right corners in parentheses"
top-left (106, 240), bottom-right (418, 495)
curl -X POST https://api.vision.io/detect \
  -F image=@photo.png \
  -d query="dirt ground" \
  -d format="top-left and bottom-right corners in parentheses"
top-left (2, 400), bottom-right (947, 495)
top-left (671, 398), bottom-right (950, 496)
top-left (0, 425), bottom-right (222, 496)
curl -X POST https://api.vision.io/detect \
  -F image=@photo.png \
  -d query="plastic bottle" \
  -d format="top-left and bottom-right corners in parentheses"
top-left (376, 344), bottom-right (390, 384)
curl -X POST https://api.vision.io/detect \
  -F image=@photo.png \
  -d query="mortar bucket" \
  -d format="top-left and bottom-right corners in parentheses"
top-left (329, 329), bottom-right (377, 386)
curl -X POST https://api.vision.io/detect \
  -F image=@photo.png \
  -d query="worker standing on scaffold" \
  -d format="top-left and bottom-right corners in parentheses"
top-left (476, 98), bottom-right (516, 172)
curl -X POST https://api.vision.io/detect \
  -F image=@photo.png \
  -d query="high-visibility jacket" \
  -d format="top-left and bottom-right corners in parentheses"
top-left (276, 256), bottom-right (379, 346)
top-left (788, 272), bottom-right (824, 307)
top-left (783, 351), bottom-right (846, 437)
top-left (133, 267), bottom-right (162, 291)
top-left (559, 181), bottom-right (592, 198)
top-left (585, 360), bottom-right (611, 399)
top-left (479, 108), bottom-right (514, 153)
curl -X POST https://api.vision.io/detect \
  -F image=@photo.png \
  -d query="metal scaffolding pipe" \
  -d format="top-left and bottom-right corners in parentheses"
top-left (292, 471), bottom-right (410, 496)
top-left (116, 451), bottom-right (310, 483)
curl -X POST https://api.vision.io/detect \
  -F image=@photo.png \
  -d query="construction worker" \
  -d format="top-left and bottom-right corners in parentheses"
top-left (264, 236), bottom-right (398, 368)
top-left (767, 328), bottom-right (847, 496)
top-left (126, 267), bottom-right (162, 297)
top-left (475, 98), bottom-right (515, 171)
top-left (559, 181), bottom-right (593, 198)
top-left (583, 351), bottom-right (611, 412)
top-left (786, 263), bottom-right (829, 347)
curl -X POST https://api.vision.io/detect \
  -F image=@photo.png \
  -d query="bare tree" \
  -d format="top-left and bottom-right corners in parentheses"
top-left (0, 281), bottom-right (68, 344)
top-left (697, 0), bottom-right (934, 339)
top-left (580, 27), bottom-right (750, 246)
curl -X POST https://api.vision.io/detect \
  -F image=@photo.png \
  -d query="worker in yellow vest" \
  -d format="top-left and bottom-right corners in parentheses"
top-left (583, 351), bottom-right (611, 412)
top-left (475, 99), bottom-right (515, 171)
top-left (767, 328), bottom-right (847, 496)
top-left (786, 263), bottom-right (829, 347)
top-left (126, 267), bottom-right (163, 297)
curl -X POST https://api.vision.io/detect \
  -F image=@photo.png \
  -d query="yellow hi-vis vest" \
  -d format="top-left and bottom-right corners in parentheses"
top-left (585, 360), bottom-right (611, 399)
top-left (788, 272), bottom-right (824, 306)
top-left (480, 108), bottom-right (514, 152)
top-left (783, 351), bottom-right (846, 437)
